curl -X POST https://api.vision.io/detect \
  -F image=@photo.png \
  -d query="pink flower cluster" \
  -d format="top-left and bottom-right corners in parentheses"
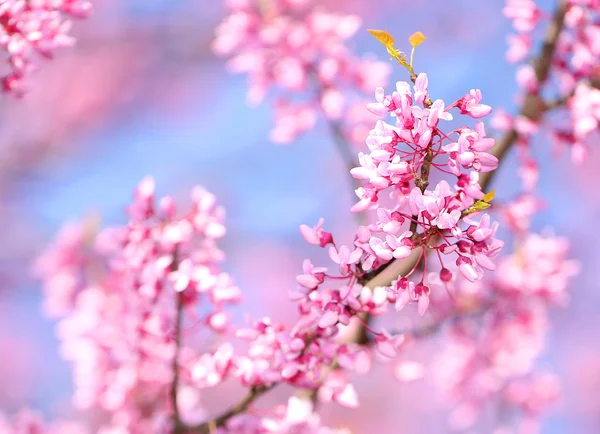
top-left (0, 0), bottom-right (91, 95)
top-left (35, 178), bottom-right (240, 432)
top-left (433, 233), bottom-right (578, 432)
top-left (345, 75), bottom-right (501, 312)
top-left (216, 396), bottom-right (351, 434)
top-left (36, 179), bottom-right (367, 432)
top-left (192, 313), bottom-right (369, 410)
top-left (501, 0), bottom-right (600, 162)
top-left (0, 409), bottom-right (88, 434)
top-left (280, 76), bottom-right (505, 382)
top-left (213, 0), bottom-right (390, 144)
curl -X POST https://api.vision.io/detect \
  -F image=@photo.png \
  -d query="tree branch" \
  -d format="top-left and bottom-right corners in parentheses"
top-left (186, 385), bottom-right (275, 433)
top-left (327, 120), bottom-right (369, 226)
top-left (171, 251), bottom-right (186, 433)
top-left (179, 2), bottom-right (569, 429)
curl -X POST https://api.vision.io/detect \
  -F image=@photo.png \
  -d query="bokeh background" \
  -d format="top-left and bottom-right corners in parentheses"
top-left (1, 0), bottom-right (599, 432)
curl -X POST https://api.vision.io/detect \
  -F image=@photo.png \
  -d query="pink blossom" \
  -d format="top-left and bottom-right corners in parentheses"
top-left (328, 245), bottom-right (362, 275)
top-left (414, 72), bottom-right (429, 105)
top-left (503, 0), bottom-right (543, 33)
top-left (457, 89), bottom-right (493, 119)
top-left (506, 33), bottom-right (532, 63)
top-left (317, 371), bottom-right (359, 408)
top-left (570, 81), bottom-right (600, 140)
top-left (443, 122), bottom-right (498, 173)
top-left (296, 259), bottom-right (327, 290)
top-left (299, 218), bottom-right (334, 247)
top-left (213, 0), bottom-right (390, 144)
top-left (516, 64), bottom-right (539, 92)
top-left (36, 179), bottom-right (239, 428)
top-left (375, 330), bottom-right (405, 358)
top-left (0, 0), bottom-right (92, 95)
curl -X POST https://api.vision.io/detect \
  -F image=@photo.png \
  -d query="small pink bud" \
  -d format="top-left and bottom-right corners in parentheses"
top-left (440, 268), bottom-right (453, 282)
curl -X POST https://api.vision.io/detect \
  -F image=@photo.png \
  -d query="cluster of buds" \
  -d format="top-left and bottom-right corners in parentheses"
top-left (0, 0), bottom-right (91, 95)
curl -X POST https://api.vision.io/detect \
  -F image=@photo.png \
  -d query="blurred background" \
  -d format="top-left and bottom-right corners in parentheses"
top-left (0, 0), bottom-right (599, 432)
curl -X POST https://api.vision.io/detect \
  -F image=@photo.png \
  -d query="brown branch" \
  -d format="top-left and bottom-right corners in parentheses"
top-left (184, 336), bottom-right (316, 432)
top-left (328, 120), bottom-right (361, 187)
top-left (171, 251), bottom-right (186, 433)
top-left (327, 120), bottom-right (369, 227)
top-left (399, 299), bottom-right (496, 340)
top-left (186, 385), bottom-right (274, 433)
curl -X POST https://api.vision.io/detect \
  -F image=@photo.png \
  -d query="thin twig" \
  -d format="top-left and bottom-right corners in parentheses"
top-left (327, 120), bottom-right (369, 226)
top-left (171, 250), bottom-right (186, 433)
top-left (187, 385), bottom-right (275, 433)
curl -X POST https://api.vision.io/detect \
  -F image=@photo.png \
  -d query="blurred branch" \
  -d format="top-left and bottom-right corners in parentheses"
top-left (186, 385), bottom-right (275, 434)
top-left (171, 250), bottom-right (186, 434)
top-left (401, 299), bottom-right (495, 340)
top-left (327, 119), bottom-right (369, 226)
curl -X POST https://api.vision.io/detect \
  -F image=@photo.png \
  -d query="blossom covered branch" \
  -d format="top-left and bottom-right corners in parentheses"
top-left (3, 0), bottom-right (594, 433)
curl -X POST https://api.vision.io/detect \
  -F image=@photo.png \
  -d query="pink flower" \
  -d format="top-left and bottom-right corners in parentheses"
top-left (0, 0), bottom-right (92, 95)
top-left (329, 245), bottom-right (361, 275)
top-left (296, 259), bottom-right (327, 290)
top-left (368, 237), bottom-right (393, 261)
top-left (299, 218), bottom-right (333, 247)
top-left (516, 64), bottom-right (539, 92)
top-left (391, 277), bottom-right (415, 311)
top-left (375, 330), bottom-right (405, 358)
top-left (444, 122), bottom-right (498, 173)
top-left (425, 99), bottom-right (453, 127)
top-left (367, 86), bottom-right (394, 116)
top-left (270, 100), bottom-right (316, 144)
top-left (457, 89), bottom-right (493, 119)
top-left (414, 72), bottom-right (429, 105)
top-left (385, 231), bottom-right (414, 259)
top-left (570, 81), bottom-right (600, 140)
top-left (411, 283), bottom-right (431, 317)
top-left (503, 0), bottom-right (542, 33)
top-left (506, 33), bottom-right (531, 63)
top-left (318, 371), bottom-right (359, 408)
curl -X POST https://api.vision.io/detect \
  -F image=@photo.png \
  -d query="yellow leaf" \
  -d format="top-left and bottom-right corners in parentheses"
top-left (409, 31), bottom-right (426, 47)
top-left (368, 29), bottom-right (395, 48)
top-left (464, 201), bottom-right (491, 216)
top-left (483, 189), bottom-right (496, 203)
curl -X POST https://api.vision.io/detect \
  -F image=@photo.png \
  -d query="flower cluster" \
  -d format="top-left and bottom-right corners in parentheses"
top-left (192, 315), bottom-right (367, 410)
top-left (284, 75), bottom-right (505, 384)
top-left (501, 0), bottom-right (600, 163)
top-left (0, 409), bottom-right (88, 434)
top-left (218, 396), bottom-right (351, 434)
top-left (36, 180), bottom-right (367, 432)
top-left (0, 0), bottom-right (92, 95)
top-left (349, 75), bottom-right (501, 311)
top-left (213, 0), bottom-right (390, 144)
top-left (432, 233), bottom-right (578, 432)
top-left (35, 178), bottom-right (240, 432)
